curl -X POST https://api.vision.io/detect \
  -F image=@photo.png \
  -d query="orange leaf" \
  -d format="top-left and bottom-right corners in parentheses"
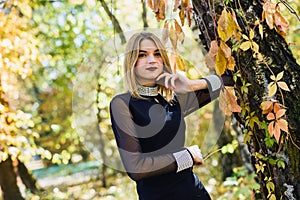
top-left (173, 0), bottom-right (181, 11)
top-left (219, 87), bottom-right (241, 116)
top-left (148, 0), bottom-right (154, 10)
top-left (231, 9), bottom-right (241, 31)
top-left (277, 81), bottom-right (290, 91)
top-left (186, 7), bottom-right (193, 27)
top-left (162, 20), bottom-right (169, 44)
top-left (174, 19), bottom-right (184, 43)
top-left (204, 54), bottom-right (215, 70)
top-left (169, 25), bottom-right (178, 50)
top-left (215, 48), bottom-right (227, 75)
top-left (263, 1), bottom-right (276, 29)
top-left (209, 40), bottom-right (219, 57)
top-left (227, 56), bottom-right (235, 71)
top-left (273, 103), bottom-right (281, 113)
top-left (268, 121), bottom-right (275, 137)
top-left (277, 118), bottom-right (288, 133)
top-left (154, 0), bottom-right (166, 21)
top-left (274, 5), bottom-right (289, 37)
top-left (153, 0), bottom-right (159, 12)
top-left (267, 112), bottom-right (275, 120)
top-left (273, 122), bottom-right (281, 143)
top-left (179, 8), bottom-right (185, 26)
top-left (261, 101), bottom-right (273, 114)
top-left (275, 109), bottom-right (286, 119)
top-left (220, 41), bottom-right (231, 58)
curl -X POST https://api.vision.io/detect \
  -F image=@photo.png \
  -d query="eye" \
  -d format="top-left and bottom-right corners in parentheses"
top-left (138, 53), bottom-right (147, 58)
top-left (154, 52), bottom-right (161, 57)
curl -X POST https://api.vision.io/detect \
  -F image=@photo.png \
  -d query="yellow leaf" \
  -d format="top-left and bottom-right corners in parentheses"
top-left (259, 24), bottom-right (264, 39)
top-left (176, 55), bottom-right (185, 71)
top-left (215, 49), bottom-right (227, 75)
top-left (276, 71), bottom-right (284, 81)
top-left (277, 81), bottom-right (290, 91)
top-left (19, 3), bottom-right (32, 18)
top-left (217, 9), bottom-right (235, 42)
top-left (270, 75), bottom-right (276, 81)
top-left (242, 34), bottom-right (249, 40)
top-left (268, 82), bottom-right (277, 97)
top-left (240, 41), bottom-right (252, 51)
top-left (252, 42), bottom-right (259, 53)
top-left (249, 29), bottom-right (255, 40)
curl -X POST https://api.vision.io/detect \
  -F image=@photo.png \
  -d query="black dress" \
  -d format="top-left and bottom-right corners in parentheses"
top-left (110, 78), bottom-right (221, 200)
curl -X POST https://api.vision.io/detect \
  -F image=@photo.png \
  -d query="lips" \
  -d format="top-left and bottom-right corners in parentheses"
top-left (146, 67), bottom-right (158, 71)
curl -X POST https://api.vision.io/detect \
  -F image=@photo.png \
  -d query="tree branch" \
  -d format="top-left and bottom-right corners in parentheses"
top-left (98, 0), bottom-right (126, 44)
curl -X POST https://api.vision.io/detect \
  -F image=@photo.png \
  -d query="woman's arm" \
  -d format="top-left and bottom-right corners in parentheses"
top-left (110, 95), bottom-right (199, 181)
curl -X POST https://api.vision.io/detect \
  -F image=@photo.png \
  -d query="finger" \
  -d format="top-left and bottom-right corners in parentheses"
top-left (170, 74), bottom-right (177, 89)
top-left (156, 73), bottom-right (168, 81)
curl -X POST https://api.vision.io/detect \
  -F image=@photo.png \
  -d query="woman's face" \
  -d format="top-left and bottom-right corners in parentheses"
top-left (134, 39), bottom-right (164, 86)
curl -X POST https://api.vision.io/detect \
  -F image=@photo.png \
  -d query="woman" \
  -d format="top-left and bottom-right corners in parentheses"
top-left (110, 31), bottom-right (231, 199)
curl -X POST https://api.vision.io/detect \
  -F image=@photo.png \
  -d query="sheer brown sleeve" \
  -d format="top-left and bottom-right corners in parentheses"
top-left (177, 75), bottom-right (223, 116)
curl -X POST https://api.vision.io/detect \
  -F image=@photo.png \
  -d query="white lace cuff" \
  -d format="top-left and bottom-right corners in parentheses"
top-left (173, 149), bottom-right (193, 173)
top-left (203, 75), bottom-right (222, 92)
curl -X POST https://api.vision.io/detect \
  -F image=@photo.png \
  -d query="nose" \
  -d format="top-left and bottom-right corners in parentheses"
top-left (147, 54), bottom-right (157, 63)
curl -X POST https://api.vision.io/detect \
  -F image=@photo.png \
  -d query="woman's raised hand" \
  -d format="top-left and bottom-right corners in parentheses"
top-left (156, 72), bottom-right (192, 93)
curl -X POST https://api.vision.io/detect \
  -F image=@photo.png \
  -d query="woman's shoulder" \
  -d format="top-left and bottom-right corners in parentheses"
top-left (110, 92), bottom-right (132, 106)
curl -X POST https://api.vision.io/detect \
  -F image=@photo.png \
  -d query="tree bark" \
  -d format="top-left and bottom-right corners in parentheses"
top-left (0, 156), bottom-right (24, 200)
top-left (141, 0), bottom-right (149, 28)
top-left (192, 0), bottom-right (300, 199)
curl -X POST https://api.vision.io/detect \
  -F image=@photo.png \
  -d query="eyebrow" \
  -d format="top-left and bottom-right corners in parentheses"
top-left (138, 49), bottom-right (160, 53)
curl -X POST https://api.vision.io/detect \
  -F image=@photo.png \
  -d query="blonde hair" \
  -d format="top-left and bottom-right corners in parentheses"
top-left (123, 31), bottom-right (173, 100)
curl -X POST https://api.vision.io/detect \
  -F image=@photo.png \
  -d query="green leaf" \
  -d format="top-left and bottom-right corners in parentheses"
top-left (277, 159), bottom-right (285, 169)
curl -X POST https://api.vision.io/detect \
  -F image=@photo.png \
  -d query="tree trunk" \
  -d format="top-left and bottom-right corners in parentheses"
top-left (0, 156), bottom-right (24, 200)
top-left (17, 159), bottom-right (39, 194)
top-left (214, 101), bottom-right (244, 180)
top-left (192, 0), bottom-right (300, 199)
